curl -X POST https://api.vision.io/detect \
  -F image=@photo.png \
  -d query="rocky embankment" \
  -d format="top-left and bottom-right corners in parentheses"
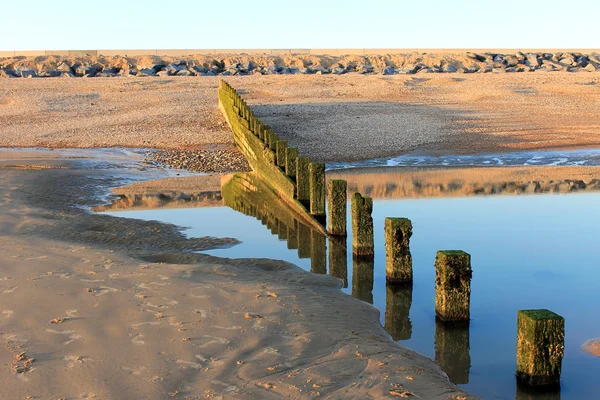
top-left (147, 150), bottom-right (250, 173)
top-left (1, 51), bottom-right (599, 78)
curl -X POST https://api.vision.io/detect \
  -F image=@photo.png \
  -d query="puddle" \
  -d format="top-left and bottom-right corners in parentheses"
top-left (101, 166), bottom-right (600, 400)
top-left (327, 148), bottom-right (600, 171)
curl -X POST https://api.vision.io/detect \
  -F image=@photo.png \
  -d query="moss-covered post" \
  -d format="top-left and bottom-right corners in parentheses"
top-left (309, 163), bottom-right (326, 220)
top-left (385, 218), bottom-right (413, 283)
top-left (268, 131), bottom-right (278, 152)
top-left (516, 309), bottom-right (565, 388)
top-left (310, 230), bottom-right (327, 275)
top-left (329, 236), bottom-right (348, 288)
top-left (435, 319), bottom-right (471, 384)
top-left (435, 250), bottom-right (472, 321)
top-left (352, 256), bottom-right (374, 304)
top-left (385, 283), bottom-right (413, 341)
top-left (276, 140), bottom-right (288, 169)
top-left (296, 157), bottom-right (310, 207)
top-left (327, 180), bottom-right (347, 236)
top-left (285, 148), bottom-right (298, 180)
top-left (351, 193), bottom-right (374, 257)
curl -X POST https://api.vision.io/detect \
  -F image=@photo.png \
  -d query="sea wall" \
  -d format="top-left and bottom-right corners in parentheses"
top-left (2, 51), bottom-right (599, 78)
top-left (218, 80), bottom-right (327, 234)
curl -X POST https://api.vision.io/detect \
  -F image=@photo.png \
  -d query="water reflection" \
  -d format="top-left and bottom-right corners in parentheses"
top-left (516, 384), bottom-right (561, 400)
top-left (352, 256), bottom-right (374, 304)
top-left (435, 319), bottom-right (471, 385)
top-left (385, 283), bottom-right (413, 341)
top-left (329, 237), bottom-right (348, 288)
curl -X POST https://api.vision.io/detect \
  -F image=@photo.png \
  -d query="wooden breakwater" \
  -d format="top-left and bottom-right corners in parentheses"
top-left (218, 80), bottom-right (332, 235)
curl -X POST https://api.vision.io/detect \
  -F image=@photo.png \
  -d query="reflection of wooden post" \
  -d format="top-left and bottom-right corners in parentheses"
top-left (297, 222), bottom-right (311, 259)
top-left (309, 163), bottom-right (326, 219)
top-left (385, 218), bottom-right (413, 283)
top-left (351, 193), bottom-right (374, 257)
top-left (285, 148), bottom-right (298, 180)
top-left (352, 256), bottom-right (374, 304)
top-left (277, 220), bottom-right (288, 240)
top-left (328, 180), bottom-right (347, 236)
top-left (385, 283), bottom-right (413, 341)
top-left (287, 220), bottom-right (298, 250)
top-left (516, 309), bottom-right (564, 388)
top-left (296, 157), bottom-right (310, 208)
top-left (435, 319), bottom-right (471, 384)
top-left (310, 230), bottom-right (327, 275)
top-left (329, 236), bottom-right (348, 288)
top-left (276, 140), bottom-right (288, 169)
top-left (435, 250), bottom-right (472, 321)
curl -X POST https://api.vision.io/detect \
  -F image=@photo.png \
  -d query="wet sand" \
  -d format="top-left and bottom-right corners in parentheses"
top-left (0, 150), bottom-right (473, 399)
top-left (1, 73), bottom-right (599, 161)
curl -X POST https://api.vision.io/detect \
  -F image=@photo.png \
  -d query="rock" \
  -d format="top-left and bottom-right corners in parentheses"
top-left (467, 52), bottom-right (487, 62)
top-left (39, 70), bottom-right (62, 77)
top-left (156, 70), bottom-right (170, 77)
top-left (152, 64), bottom-right (166, 73)
top-left (332, 67), bottom-right (345, 75)
top-left (504, 55), bottom-right (519, 67)
top-left (312, 66), bottom-right (329, 74)
top-left (583, 63), bottom-right (597, 72)
top-left (576, 56), bottom-right (589, 67)
top-left (103, 67), bottom-right (119, 74)
top-left (382, 66), bottom-right (395, 75)
top-left (493, 54), bottom-right (505, 63)
top-left (239, 62), bottom-right (252, 73)
top-left (56, 62), bottom-right (73, 73)
top-left (442, 64), bottom-right (457, 73)
top-left (137, 68), bottom-right (156, 77)
top-left (18, 68), bottom-right (37, 78)
top-left (191, 66), bottom-right (208, 74)
top-left (74, 65), bottom-right (95, 77)
top-left (176, 69), bottom-right (193, 76)
top-left (95, 72), bottom-right (116, 78)
top-left (358, 64), bottom-right (374, 74)
top-left (200, 71), bottom-right (217, 76)
top-left (288, 67), bottom-right (300, 74)
top-left (59, 72), bottom-right (76, 78)
top-left (0, 69), bottom-right (17, 78)
top-left (315, 70), bottom-right (323, 75)
top-left (525, 53), bottom-right (541, 68)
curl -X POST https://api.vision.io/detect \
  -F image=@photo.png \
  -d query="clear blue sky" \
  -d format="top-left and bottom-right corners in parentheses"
top-left (1, 0), bottom-right (597, 50)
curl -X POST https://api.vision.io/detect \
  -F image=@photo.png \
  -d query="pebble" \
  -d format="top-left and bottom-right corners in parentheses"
top-left (147, 149), bottom-right (250, 174)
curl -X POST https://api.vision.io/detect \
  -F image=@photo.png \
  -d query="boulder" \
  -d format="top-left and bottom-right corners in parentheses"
top-left (56, 62), bottom-right (73, 73)
top-left (576, 56), bottom-right (589, 67)
top-left (103, 67), bottom-right (119, 74)
top-left (288, 67), bottom-right (300, 74)
top-left (467, 52), bottom-right (487, 62)
top-left (39, 70), bottom-right (62, 77)
top-left (584, 63), bottom-right (597, 72)
top-left (137, 68), bottom-right (156, 77)
top-left (0, 68), bottom-right (17, 78)
top-left (191, 66), bottom-right (208, 74)
top-left (200, 71), bottom-right (217, 76)
top-left (358, 64), bottom-right (374, 74)
top-left (525, 53), bottom-right (541, 68)
top-left (59, 72), bottom-right (76, 78)
top-left (176, 69), bottom-right (193, 76)
top-left (382, 66), bottom-right (395, 75)
top-left (504, 55), bottom-right (519, 67)
top-left (18, 68), bottom-right (37, 78)
top-left (95, 72), bottom-right (116, 78)
top-left (312, 65), bottom-right (329, 74)
top-left (332, 67), bottom-right (345, 75)
top-left (74, 65), bottom-right (95, 77)
top-left (156, 70), bottom-right (170, 77)
top-left (442, 64), bottom-right (457, 73)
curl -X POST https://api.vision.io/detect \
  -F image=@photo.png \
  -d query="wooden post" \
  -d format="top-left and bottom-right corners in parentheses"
top-left (516, 309), bottom-right (565, 388)
top-left (351, 193), bottom-right (374, 257)
top-left (309, 163), bottom-right (326, 219)
top-left (276, 140), bottom-right (288, 169)
top-left (434, 250), bottom-right (472, 321)
top-left (327, 180), bottom-right (347, 236)
top-left (296, 157), bottom-right (310, 207)
top-left (285, 148), bottom-right (298, 180)
top-left (385, 218), bottom-right (413, 283)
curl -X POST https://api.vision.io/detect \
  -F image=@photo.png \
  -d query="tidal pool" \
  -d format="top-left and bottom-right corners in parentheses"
top-left (103, 168), bottom-right (600, 400)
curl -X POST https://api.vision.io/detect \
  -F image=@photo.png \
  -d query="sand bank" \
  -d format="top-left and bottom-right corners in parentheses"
top-left (1, 73), bottom-right (599, 161)
top-left (0, 149), bottom-right (473, 399)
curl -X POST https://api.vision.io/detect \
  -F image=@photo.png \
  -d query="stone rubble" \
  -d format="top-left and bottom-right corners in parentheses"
top-left (1, 51), bottom-right (599, 78)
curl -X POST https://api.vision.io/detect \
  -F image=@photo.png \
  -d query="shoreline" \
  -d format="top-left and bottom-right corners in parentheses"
top-left (0, 149), bottom-right (475, 399)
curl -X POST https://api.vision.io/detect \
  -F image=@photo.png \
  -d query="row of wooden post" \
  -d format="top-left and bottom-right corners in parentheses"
top-left (219, 80), bottom-right (328, 224)
top-left (342, 188), bottom-right (565, 390)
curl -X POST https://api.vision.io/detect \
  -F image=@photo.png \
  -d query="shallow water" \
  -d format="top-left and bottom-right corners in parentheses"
top-left (327, 148), bottom-right (600, 171)
top-left (104, 168), bottom-right (600, 400)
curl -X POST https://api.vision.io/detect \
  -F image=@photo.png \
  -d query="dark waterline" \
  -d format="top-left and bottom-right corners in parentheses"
top-left (105, 191), bottom-right (600, 400)
top-left (326, 148), bottom-right (600, 171)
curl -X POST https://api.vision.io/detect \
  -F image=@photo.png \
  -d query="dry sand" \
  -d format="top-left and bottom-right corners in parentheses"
top-left (1, 73), bottom-right (599, 161)
top-left (0, 150), bottom-right (473, 400)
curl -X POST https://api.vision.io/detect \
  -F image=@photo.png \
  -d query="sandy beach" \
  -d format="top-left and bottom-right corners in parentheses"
top-left (0, 150), bottom-right (474, 399)
top-left (1, 73), bottom-right (599, 162)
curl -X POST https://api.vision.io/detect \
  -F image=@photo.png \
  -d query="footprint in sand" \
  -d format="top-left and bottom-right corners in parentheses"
top-left (176, 359), bottom-right (203, 370)
top-left (131, 333), bottom-right (145, 346)
top-left (46, 329), bottom-right (82, 345)
top-left (2, 286), bottom-right (17, 294)
top-left (198, 335), bottom-right (230, 348)
top-left (193, 309), bottom-right (207, 318)
top-left (64, 355), bottom-right (90, 368)
top-left (2, 310), bottom-right (14, 319)
top-left (94, 286), bottom-right (119, 297)
top-left (122, 366), bottom-right (147, 376)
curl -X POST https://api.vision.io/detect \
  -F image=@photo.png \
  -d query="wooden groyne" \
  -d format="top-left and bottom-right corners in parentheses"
top-left (218, 80), bottom-right (332, 235)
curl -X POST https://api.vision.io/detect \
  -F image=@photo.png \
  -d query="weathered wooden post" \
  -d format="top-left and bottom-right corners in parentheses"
top-left (309, 163), bottom-right (326, 220)
top-left (285, 148), bottom-right (298, 180)
top-left (351, 193), bottom-right (374, 257)
top-left (435, 319), bottom-right (471, 384)
top-left (310, 230), bottom-right (327, 275)
top-left (352, 256), bottom-right (374, 304)
top-left (268, 131), bottom-right (278, 152)
top-left (296, 157), bottom-right (310, 207)
top-left (434, 250), bottom-right (472, 321)
top-left (329, 236), bottom-right (348, 288)
top-left (385, 283), bottom-right (413, 341)
top-left (276, 140), bottom-right (288, 169)
top-left (385, 218), bottom-right (413, 283)
top-left (516, 309), bottom-right (564, 388)
top-left (327, 180), bottom-right (347, 236)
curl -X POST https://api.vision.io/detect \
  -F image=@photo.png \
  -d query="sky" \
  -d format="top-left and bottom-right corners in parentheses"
top-left (1, 0), bottom-right (597, 50)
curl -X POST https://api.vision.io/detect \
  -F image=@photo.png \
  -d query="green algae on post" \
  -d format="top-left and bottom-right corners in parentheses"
top-left (296, 157), bottom-right (310, 207)
top-left (351, 193), bottom-right (374, 256)
top-left (285, 147), bottom-right (298, 180)
top-left (385, 217), bottom-right (413, 283)
top-left (276, 140), bottom-right (288, 169)
top-left (434, 250), bottom-right (472, 321)
top-left (309, 163), bottom-right (326, 218)
top-left (327, 180), bottom-right (347, 236)
top-left (516, 309), bottom-right (565, 388)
